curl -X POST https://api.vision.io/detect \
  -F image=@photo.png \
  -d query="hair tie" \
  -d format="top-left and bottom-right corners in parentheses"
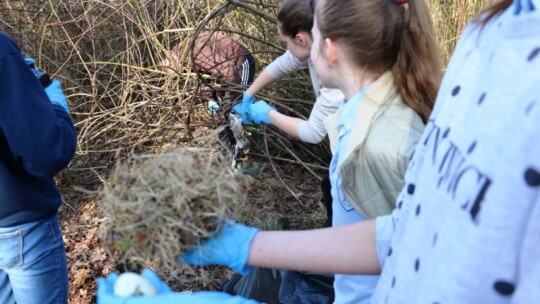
top-left (395, 0), bottom-right (407, 4)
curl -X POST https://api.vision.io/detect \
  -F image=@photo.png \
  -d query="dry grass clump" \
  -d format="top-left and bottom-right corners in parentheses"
top-left (102, 142), bottom-right (248, 272)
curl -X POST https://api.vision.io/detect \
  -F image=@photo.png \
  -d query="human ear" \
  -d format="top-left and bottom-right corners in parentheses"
top-left (325, 38), bottom-right (338, 67)
top-left (295, 33), bottom-right (309, 47)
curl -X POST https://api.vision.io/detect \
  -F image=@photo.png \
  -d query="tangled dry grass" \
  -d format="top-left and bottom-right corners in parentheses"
top-left (102, 140), bottom-right (250, 273)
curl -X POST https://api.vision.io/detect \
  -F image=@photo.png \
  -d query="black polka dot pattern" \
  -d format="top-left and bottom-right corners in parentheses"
top-left (468, 141), bottom-right (477, 154)
top-left (452, 86), bottom-right (461, 96)
top-left (443, 128), bottom-right (450, 139)
top-left (493, 280), bottom-right (515, 296)
top-left (407, 184), bottom-right (416, 195)
top-left (478, 93), bottom-right (486, 105)
top-left (528, 47), bottom-right (540, 62)
top-left (525, 168), bottom-right (540, 187)
top-left (415, 258), bottom-right (420, 272)
top-left (388, 247), bottom-right (393, 257)
top-left (415, 204), bottom-right (421, 216)
top-left (398, 200), bottom-right (403, 209)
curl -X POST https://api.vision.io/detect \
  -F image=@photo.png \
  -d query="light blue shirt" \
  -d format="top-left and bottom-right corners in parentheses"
top-left (330, 86), bottom-right (378, 304)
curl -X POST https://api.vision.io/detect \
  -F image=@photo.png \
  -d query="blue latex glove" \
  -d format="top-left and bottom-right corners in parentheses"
top-left (25, 57), bottom-right (52, 87)
top-left (232, 92), bottom-right (255, 124)
top-left (182, 221), bottom-right (259, 275)
top-left (25, 57), bottom-right (69, 113)
top-left (97, 269), bottom-right (259, 304)
top-left (249, 101), bottom-right (276, 124)
top-left (45, 80), bottom-right (69, 113)
top-left (24, 57), bottom-right (39, 68)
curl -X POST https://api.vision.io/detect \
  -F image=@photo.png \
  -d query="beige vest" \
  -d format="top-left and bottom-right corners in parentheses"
top-left (324, 72), bottom-right (426, 219)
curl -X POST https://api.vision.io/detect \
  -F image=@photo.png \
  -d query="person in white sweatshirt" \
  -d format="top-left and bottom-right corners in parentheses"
top-left (233, 0), bottom-right (343, 145)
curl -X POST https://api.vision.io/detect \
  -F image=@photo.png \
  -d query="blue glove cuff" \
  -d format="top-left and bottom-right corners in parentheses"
top-left (181, 221), bottom-right (260, 276)
top-left (45, 80), bottom-right (69, 113)
top-left (233, 225), bottom-right (259, 275)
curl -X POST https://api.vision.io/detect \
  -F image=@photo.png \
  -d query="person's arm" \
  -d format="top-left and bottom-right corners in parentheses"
top-left (0, 52), bottom-right (76, 177)
top-left (246, 50), bottom-right (307, 97)
top-left (251, 87), bottom-right (342, 143)
top-left (183, 220), bottom-right (382, 276)
top-left (249, 101), bottom-right (304, 140)
top-left (245, 69), bottom-right (277, 97)
top-left (236, 51), bottom-right (308, 124)
top-left (233, 65), bottom-right (279, 124)
top-left (296, 87), bottom-right (343, 144)
top-left (267, 110), bottom-right (303, 139)
top-left (248, 220), bottom-right (381, 275)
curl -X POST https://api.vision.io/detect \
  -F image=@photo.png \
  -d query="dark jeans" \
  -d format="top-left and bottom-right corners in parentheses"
top-left (225, 174), bottom-right (335, 303)
top-left (230, 268), bottom-right (334, 304)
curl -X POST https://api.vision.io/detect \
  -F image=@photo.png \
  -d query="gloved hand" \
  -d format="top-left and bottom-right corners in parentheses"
top-left (232, 92), bottom-right (255, 124)
top-left (182, 220), bottom-right (259, 275)
top-left (25, 57), bottom-right (69, 113)
top-left (97, 269), bottom-right (259, 304)
top-left (45, 80), bottom-right (70, 113)
top-left (249, 101), bottom-right (276, 124)
top-left (25, 57), bottom-right (37, 69)
top-left (25, 57), bottom-right (52, 87)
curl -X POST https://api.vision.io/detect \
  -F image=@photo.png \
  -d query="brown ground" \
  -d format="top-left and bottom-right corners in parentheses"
top-left (59, 159), bottom-right (327, 304)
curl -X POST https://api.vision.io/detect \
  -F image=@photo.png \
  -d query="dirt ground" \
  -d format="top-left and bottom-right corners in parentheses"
top-left (59, 159), bottom-right (327, 303)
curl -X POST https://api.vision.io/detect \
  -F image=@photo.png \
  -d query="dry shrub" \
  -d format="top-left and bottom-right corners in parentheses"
top-left (102, 139), bottom-right (249, 272)
top-left (0, 1), bottom-right (490, 187)
top-left (429, 0), bottom-right (488, 62)
top-left (0, 1), bottom-right (335, 201)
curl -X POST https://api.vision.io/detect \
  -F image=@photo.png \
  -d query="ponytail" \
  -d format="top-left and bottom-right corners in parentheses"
top-left (393, 1), bottom-right (443, 123)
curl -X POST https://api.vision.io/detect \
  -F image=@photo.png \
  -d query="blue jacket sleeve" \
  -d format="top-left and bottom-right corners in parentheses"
top-left (0, 51), bottom-right (76, 177)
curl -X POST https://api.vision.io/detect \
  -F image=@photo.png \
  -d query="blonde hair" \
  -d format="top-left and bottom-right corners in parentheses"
top-left (315, 0), bottom-right (443, 122)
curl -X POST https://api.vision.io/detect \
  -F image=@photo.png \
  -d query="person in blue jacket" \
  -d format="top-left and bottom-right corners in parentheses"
top-left (0, 32), bottom-right (76, 304)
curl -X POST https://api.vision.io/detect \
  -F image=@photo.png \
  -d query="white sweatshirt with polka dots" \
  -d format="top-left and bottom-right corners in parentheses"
top-left (373, 1), bottom-right (540, 303)
top-left (265, 50), bottom-right (344, 143)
